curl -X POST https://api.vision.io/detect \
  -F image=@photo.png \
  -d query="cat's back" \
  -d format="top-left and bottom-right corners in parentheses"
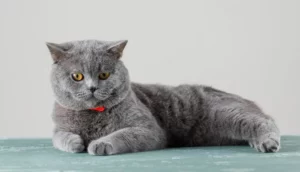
top-left (132, 82), bottom-right (205, 106)
top-left (131, 82), bottom-right (210, 118)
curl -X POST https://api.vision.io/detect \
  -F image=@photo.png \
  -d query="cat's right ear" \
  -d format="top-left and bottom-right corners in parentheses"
top-left (46, 42), bottom-right (71, 62)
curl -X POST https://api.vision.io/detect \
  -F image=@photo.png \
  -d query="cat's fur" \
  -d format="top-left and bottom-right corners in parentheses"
top-left (47, 40), bottom-right (280, 155)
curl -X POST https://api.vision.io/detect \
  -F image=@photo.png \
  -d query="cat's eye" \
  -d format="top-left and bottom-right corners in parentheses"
top-left (99, 72), bottom-right (110, 80)
top-left (71, 73), bottom-right (84, 81)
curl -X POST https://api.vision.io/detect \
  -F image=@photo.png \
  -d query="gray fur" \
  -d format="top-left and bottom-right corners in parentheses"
top-left (47, 40), bottom-right (280, 155)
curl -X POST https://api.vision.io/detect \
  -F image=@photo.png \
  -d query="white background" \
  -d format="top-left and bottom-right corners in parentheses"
top-left (0, 0), bottom-right (299, 137)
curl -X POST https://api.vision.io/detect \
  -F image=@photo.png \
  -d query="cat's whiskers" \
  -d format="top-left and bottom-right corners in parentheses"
top-left (74, 91), bottom-right (92, 100)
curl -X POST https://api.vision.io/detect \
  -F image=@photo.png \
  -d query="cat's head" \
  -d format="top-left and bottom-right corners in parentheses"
top-left (46, 40), bottom-right (130, 111)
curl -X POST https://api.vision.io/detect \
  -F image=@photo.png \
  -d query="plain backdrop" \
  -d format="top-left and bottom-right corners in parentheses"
top-left (0, 0), bottom-right (299, 137)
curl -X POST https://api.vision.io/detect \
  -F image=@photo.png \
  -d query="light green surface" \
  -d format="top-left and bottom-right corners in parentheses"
top-left (0, 136), bottom-right (299, 172)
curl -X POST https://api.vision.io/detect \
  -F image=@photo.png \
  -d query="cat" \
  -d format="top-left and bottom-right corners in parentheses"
top-left (46, 40), bottom-right (280, 155)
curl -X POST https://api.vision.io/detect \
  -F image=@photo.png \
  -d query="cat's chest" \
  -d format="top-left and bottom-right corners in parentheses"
top-left (59, 110), bottom-right (123, 142)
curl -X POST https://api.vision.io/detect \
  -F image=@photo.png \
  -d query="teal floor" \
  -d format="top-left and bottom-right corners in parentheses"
top-left (0, 136), bottom-right (299, 172)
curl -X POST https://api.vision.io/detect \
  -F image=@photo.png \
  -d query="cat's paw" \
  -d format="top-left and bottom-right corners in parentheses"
top-left (88, 139), bottom-right (116, 156)
top-left (249, 132), bottom-right (280, 153)
top-left (67, 135), bottom-right (85, 153)
top-left (55, 134), bottom-right (85, 153)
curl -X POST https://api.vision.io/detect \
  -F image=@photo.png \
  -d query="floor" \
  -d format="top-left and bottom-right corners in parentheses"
top-left (0, 136), bottom-right (299, 172)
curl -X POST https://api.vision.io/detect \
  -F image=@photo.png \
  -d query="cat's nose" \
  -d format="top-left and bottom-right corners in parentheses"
top-left (90, 87), bottom-right (98, 93)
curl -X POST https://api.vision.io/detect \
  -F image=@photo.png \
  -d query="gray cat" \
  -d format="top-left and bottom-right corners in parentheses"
top-left (46, 40), bottom-right (280, 155)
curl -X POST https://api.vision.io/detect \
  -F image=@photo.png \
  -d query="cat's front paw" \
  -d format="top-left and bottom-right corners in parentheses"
top-left (88, 139), bottom-right (116, 156)
top-left (66, 135), bottom-right (85, 153)
top-left (53, 133), bottom-right (85, 153)
top-left (249, 132), bottom-right (280, 153)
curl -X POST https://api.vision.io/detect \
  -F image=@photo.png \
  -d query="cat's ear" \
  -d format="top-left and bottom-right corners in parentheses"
top-left (46, 42), bottom-right (72, 62)
top-left (107, 40), bottom-right (128, 59)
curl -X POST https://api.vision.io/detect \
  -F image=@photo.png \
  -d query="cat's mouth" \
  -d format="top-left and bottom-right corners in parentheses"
top-left (93, 92), bottom-right (110, 101)
top-left (73, 90), bottom-right (112, 102)
top-left (70, 88), bottom-right (118, 109)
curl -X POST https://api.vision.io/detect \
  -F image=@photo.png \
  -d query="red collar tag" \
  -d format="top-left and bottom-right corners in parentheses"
top-left (90, 106), bottom-right (105, 112)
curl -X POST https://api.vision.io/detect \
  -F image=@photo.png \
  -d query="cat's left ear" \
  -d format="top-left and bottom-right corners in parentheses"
top-left (107, 40), bottom-right (128, 59)
top-left (46, 42), bottom-right (72, 62)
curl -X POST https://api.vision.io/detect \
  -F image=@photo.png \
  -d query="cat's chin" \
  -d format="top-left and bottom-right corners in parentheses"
top-left (83, 97), bottom-right (101, 107)
top-left (84, 96), bottom-right (110, 109)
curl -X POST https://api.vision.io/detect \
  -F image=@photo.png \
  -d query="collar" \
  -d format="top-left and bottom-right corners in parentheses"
top-left (89, 106), bottom-right (105, 112)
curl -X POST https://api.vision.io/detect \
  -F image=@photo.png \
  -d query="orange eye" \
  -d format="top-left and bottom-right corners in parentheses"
top-left (99, 72), bottom-right (110, 80)
top-left (71, 73), bottom-right (84, 81)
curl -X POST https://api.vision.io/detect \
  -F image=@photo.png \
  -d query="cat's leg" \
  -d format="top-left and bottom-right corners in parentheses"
top-left (52, 131), bottom-right (85, 153)
top-left (207, 100), bottom-right (280, 153)
top-left (88, 127), bottom-right (166, 155)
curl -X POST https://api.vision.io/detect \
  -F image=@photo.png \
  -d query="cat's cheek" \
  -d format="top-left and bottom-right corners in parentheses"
top-left (94, 92), bottom-right (111, 101)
